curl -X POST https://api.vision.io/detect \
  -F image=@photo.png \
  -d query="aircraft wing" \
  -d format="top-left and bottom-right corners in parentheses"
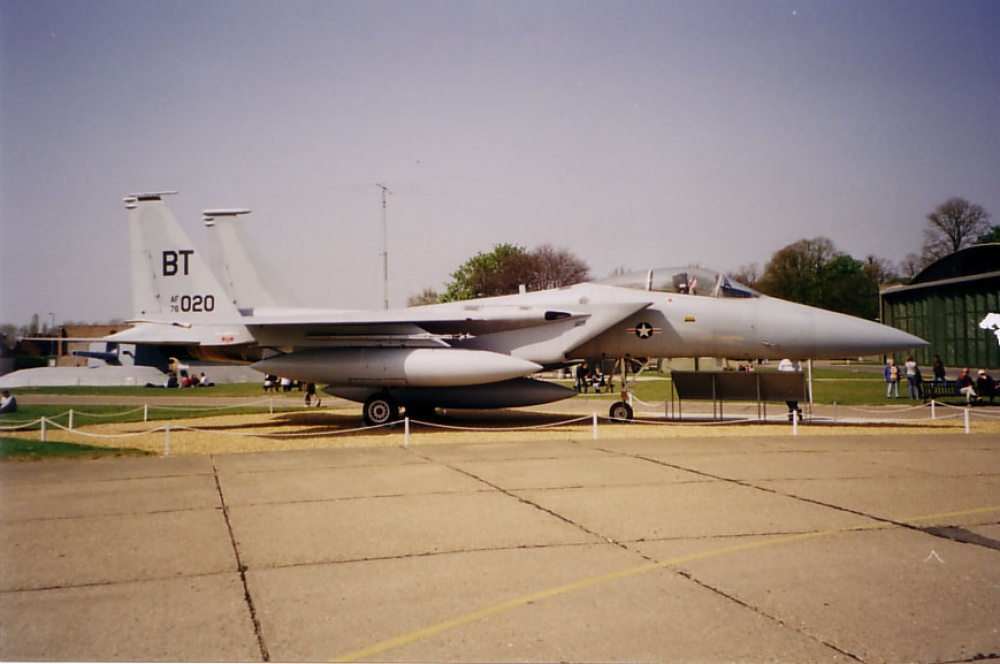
top-left (245, 305), bottom-right (592, 348)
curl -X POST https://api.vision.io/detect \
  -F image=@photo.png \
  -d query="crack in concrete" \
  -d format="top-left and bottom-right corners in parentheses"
top-left (408, 449), bottom-right (628, 549)
top-left (403, 447), bottom-right (871, 660)
top-left (212, 458), bottom-right (270, 662)
top-left (576, 443), bottom-right (897, 663)
top-left (674, 569), bottom-right (866, 662)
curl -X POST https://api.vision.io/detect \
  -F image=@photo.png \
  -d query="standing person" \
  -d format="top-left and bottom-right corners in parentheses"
top-left (932, 355), bottom-right (947, 382)
top-left (904, 356), bottom-right (921, 399)
top-left (575, 364), bottom-right (587, 392)
top-left (956, 368), bottom-right (977, 404)
top-left (884, 358), bottom-right (900, 398)
top-left (778, 358), bottom-right (802, 422)
top-left (304, 382), bottom-right (321, 407)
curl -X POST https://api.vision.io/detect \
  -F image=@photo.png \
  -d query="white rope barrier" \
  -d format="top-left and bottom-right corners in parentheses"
top-left (410, 415), bottom-right (593, 433)
top-left (0, 418), bottom-right (46, 432)
top-left (171, 421), bottom-right (392, 439)
top-left (831, 400), bottom-right (1000, 422)
top-left (43, 419), bottom-right (169, 439)
top-left (4, 398), bottom-right (998, 456)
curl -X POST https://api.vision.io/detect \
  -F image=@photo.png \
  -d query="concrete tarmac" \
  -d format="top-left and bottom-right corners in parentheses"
top-left (1, 432), bottom-right (998, 662)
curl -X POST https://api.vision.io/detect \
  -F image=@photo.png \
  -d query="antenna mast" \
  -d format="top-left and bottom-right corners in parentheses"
top-left (375, 183), bottom-right (392, 309)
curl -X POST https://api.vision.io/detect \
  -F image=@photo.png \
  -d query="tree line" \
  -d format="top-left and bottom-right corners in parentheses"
top-left (414, 197), bottom-right (996, 321)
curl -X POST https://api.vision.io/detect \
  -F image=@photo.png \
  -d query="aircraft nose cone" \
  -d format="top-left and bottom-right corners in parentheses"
top-left (757, 297), bottom-right (927, 358)
top-left (830, 317), bottom-right (928, 355)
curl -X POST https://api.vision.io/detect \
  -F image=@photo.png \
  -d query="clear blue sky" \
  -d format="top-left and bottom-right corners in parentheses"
top-left (2, 0), bottom-right (997, 325)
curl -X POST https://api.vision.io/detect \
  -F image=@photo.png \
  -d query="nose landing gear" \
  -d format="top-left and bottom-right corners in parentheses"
top-left (609, 399), bottom-right (633, 421)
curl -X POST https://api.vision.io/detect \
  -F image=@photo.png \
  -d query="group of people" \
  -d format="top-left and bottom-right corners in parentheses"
top-left (574, 364), bottom-right (613, 393)
top-left (263, 375), bottom-right (322, 407)
top-left (883, 356), bottom-right (925, 399)
top-left (262, 375), bottom-right (298, 393)
top-left (163, 371), bottom-right (212, 388)
top-left (885, 354), bottom-right (997, 404)
top-left (956, 367), bottom-right (997, 405)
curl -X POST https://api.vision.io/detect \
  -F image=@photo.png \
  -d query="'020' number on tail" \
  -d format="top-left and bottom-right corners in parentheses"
top-left (170, 294), bottom-right (215, 313)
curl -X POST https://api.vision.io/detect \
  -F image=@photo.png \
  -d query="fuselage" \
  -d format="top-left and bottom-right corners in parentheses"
top-left (447, 279), bottom-right (925, 367)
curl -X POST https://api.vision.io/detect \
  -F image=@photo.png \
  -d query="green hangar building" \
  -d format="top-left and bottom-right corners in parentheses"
top-left (880, 244), bottom-right (1000, 372)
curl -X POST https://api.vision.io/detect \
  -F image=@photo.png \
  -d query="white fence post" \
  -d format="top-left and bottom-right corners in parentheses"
top-left (592, 412), bottom-right (598, 440)
top-left (404, 417), bottom-right (410, 447)
top-left (40, 416), bottom-right (47, 442)
top-left (164, 422), bottom-right (171, 457)
top-left (68, 409), bottom-right (74, 430)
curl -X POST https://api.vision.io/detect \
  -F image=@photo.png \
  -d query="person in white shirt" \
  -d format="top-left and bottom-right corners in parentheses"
top-left (0, 390), bottom-right (18, 413)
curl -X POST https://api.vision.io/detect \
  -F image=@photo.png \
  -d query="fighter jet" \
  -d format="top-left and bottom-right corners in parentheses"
top-left (103, 192), bottom-right (927, 424)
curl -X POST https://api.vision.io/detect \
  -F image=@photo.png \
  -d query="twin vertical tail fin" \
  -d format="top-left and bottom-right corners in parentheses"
top-left (124, 192), bottom-right (239, 324)
top-left (202, 208), bottom-right (301, 313)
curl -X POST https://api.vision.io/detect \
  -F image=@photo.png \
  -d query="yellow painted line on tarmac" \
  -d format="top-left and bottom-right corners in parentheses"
top-left (331, 505), bottom-right (1000, 662)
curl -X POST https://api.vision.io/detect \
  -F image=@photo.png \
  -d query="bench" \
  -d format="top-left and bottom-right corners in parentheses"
top-left (670, 371), bottom-right (807, 421)
top-left (920, 380), bottom-right (956, 400)
top-left (919, 379), bottom-right (999, 405)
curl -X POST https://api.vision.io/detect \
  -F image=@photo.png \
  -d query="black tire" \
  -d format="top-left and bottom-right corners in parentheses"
top-left (363, 393), bottom-right (399, 426)
top-left (609, 401), bottom-right (633, 421)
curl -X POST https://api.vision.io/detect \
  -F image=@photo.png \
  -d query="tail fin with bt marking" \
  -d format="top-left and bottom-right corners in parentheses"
top-left (124, 192), bottom-right (239, 324)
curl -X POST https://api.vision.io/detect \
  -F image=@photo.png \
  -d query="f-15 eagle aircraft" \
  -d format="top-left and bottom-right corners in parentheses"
top-left (102, 191), bottom-right (926, 425)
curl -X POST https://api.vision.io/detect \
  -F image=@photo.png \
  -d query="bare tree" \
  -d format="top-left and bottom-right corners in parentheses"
top-left (517, 244), bottom-right (590, 292)
top-left (898, 252), bottom-right (925, 281)
top-left (862, 255), bottom-right (901, 288)
top-left (922, 197), bottom-right (991, 262)
top-left (729, 263), bottom-right (761, 289)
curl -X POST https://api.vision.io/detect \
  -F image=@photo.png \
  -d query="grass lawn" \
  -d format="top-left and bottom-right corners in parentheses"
top-left (0, 384), bottom-right (298, 460)
top-left (0, 436), bottom-right (151, 461)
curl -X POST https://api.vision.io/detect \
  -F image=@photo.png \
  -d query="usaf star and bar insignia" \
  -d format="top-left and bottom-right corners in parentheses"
top-left (628, 321), bottom-right (661, 339)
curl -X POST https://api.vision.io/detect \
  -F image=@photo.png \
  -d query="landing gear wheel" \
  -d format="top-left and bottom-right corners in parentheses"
top-left (609, 401), bottom-right (633, 421)
top-left (363, 393), bottom-right (399, 426)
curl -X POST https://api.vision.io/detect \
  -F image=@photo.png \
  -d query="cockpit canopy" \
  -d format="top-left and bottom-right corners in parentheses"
top-left (597, 267), bottom-right (760, 299)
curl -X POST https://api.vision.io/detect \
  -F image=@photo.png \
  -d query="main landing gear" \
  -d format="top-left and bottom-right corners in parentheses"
top-left (362, 392), bottom-right (399, 427)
